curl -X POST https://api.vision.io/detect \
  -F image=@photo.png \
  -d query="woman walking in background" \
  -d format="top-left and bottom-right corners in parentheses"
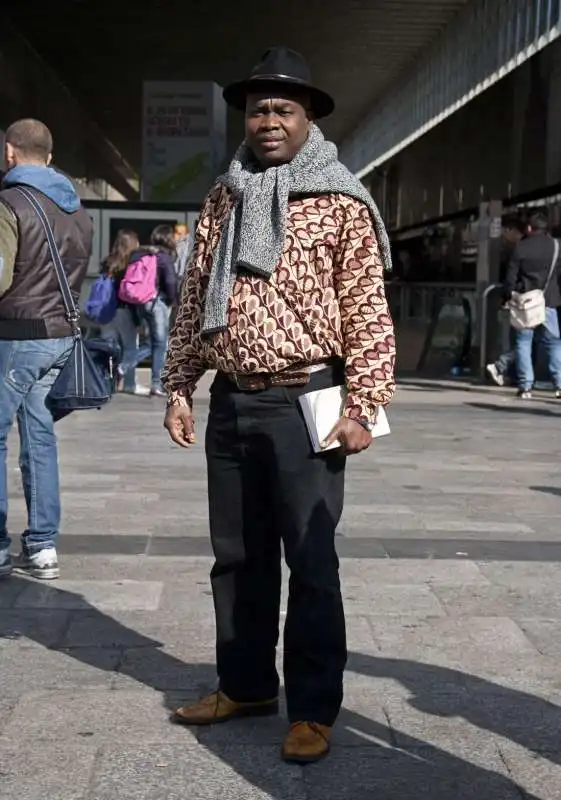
top-left (99, 229), bottom-right (149, 395)
top-left (133, 224), bottom-right (178, 396)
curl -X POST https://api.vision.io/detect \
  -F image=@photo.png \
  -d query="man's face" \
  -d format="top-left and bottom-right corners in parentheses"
top-left (174, 224), bottom-right (187, 242)
top-left (245, 92), bottom-right (311, 167)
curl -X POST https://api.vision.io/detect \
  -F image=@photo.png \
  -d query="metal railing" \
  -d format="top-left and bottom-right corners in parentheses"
top-left (385, 281), bottom-right (477, 373)
top-left (386, 280), bottom-right (515, 377)
top-left (385, 280), bottom-right (477, 324)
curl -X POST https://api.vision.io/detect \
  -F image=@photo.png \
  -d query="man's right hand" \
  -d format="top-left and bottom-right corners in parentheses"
top-left (164, 404), bottom-right (195, 448)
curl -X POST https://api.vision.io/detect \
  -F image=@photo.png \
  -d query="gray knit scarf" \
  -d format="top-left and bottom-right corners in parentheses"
top-left (202, 123), bottom-right (392, 335)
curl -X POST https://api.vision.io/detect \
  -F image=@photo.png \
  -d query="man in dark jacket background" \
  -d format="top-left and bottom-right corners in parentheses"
top-left (0, 118), bottom-right (93, 579)
top-left (504, 211), bottom-right (561, 399)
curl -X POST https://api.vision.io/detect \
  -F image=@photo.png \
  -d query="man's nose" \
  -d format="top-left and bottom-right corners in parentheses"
top-left (260, 112), bottom-right (281, 130)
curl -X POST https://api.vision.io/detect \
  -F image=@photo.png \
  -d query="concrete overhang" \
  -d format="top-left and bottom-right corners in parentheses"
top-left (4, 0), bottom-right (470, 176)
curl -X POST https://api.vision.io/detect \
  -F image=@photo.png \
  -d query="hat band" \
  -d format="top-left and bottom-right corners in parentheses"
top-left (249, 73), bottom-right (310, 86)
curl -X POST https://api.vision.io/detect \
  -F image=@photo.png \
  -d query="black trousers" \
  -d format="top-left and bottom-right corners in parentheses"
top-left (205, 365), bottom-right (347, 726)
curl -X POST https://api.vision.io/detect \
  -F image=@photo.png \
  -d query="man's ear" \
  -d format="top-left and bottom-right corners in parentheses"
top-left (46, 153), bottom-right (53, 166)
top-left (5, 143), bottom-right (15, 167)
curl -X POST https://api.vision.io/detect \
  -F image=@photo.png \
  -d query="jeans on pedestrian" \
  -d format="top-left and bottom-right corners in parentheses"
top-left (141, 297), bottom-right (170, 391)
top-left (515, 307), bottom-right (561, 390)
top-left (495, 350), bottom-right (514, 375)
top-left (0, 337), bottom-right (73, 554)
top-left (101, 307), bottom-right (150, 392)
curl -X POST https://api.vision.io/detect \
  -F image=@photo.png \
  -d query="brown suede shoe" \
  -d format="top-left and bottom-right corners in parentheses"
top-left (171, 690), bottom-right (279, 726)
top-left (281, 721), bottom-right (332, 764)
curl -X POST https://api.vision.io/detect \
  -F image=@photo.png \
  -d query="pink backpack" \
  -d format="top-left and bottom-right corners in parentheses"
top-left (118, 253), bottom-right (158, 305)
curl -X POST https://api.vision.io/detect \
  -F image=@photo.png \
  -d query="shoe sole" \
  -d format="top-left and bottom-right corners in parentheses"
top-left (281, 746), bottom-right (331, 765)
top-left (171, 700), bottom-right (279, 726)
top-left (28, 567), bottom-right (60, 580)
top-left (18, 563), bottom-right (60, 580)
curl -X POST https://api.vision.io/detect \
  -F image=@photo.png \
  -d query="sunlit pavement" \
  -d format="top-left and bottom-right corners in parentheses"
top-left (2, 377), bottom-right (561, 799)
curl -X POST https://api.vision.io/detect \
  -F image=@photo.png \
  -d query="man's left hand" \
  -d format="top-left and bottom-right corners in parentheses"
top-left (321, 417), bottom-right (372, 455)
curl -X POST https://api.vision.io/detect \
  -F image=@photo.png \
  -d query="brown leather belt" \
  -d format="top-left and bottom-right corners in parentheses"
top-left (227, 362), bottom-right (329, 392)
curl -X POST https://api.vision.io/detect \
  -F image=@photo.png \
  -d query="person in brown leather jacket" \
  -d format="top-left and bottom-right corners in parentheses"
top-left (0, 118), bottom-right (92, 580)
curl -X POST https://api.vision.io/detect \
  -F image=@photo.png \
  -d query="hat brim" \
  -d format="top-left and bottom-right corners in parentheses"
top-left (223, 77), bottom-right (335, 119)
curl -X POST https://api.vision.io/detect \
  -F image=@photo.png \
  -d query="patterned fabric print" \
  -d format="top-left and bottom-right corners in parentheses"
top-left (162, 183), bottom-right (396, 422)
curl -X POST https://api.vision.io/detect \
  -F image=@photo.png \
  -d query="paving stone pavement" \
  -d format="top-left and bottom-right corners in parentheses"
top-left (2, 376), bottom-right (561, 799)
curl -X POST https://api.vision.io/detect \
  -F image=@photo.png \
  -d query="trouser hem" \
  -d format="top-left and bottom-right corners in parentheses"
top-left (20, 534), bottom-right (58, 554)
top-left (218, 683), bottom-right (280, 704)
top-left (287, 710), bottom-right (340, 726)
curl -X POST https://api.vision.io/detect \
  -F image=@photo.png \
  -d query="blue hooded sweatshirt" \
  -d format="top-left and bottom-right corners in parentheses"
top-left (3, 164), bottom-right (81, 213)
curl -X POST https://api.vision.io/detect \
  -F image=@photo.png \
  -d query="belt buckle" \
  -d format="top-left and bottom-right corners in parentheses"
top-left (233, 369), bottom-right (311, 391)
top-left (272, 370), bottom-right (310, 388)
top-left (234, 373), bottom-right (267, 391)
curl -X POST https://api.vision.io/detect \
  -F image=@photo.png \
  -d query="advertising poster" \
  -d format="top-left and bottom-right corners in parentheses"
top-left (142, 81), bottom-right (226, 203)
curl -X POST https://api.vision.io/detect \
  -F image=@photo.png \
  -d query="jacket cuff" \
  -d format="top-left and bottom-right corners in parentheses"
top-left (166, 388), bottom-right (193, 409)
top-left (343, 394), bottom-right (380, 426)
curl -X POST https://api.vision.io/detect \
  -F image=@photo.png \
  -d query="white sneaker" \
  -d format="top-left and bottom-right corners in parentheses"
top-left (19, 548), bottom-right (59, 580)
top-left (122, 385), bottom-right (150, 396)
top-left (0, 547), bottom-right (12, 577)
top-left (486, 363), bottom-right (504, 386)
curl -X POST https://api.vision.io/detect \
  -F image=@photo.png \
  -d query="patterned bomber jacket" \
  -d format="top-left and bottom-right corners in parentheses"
top-left (162, 183), bottom-right (396, 423)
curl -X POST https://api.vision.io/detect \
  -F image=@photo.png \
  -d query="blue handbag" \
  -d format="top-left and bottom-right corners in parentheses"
top-left (15, 187), bottom-right (111, 420)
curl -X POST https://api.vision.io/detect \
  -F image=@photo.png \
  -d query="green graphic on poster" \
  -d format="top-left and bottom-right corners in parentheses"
top-left (149, 152), bottom-right (209, 201)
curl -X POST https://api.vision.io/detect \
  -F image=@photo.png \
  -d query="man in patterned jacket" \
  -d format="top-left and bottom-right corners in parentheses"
top-left (162, 47), bottom-right (395, 764)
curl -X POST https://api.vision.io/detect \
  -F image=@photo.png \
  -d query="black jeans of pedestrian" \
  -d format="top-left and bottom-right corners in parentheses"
top-left (205, 365), bottom-right (347, 726)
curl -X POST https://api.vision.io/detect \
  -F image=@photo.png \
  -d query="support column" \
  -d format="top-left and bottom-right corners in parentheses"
top-left (477, 199), bottom-right (503, 375)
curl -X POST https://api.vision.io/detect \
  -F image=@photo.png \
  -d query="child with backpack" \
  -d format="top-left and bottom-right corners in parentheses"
top-left (118, 225), bottom-right (178, 396)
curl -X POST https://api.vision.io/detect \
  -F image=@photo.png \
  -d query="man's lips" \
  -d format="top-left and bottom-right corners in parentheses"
top-left (258, 138), bottom-right (284, 149)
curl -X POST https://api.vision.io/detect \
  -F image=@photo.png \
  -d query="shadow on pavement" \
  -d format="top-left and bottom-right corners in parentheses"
top-left (398, 379), bottom-right (487, 394)
top-left (530, 485), bottom-right (561, 497)
top-left (465, 401), bottom-right (561, 417)
top-left (348, 651), bottom-right (561, 764)
top-left (1, 575), bottom-right (550, 799)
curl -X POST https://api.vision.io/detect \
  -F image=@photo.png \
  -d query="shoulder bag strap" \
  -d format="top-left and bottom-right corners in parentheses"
top-left (14, 186), bottom-right (80, 337)
top-left (543, 237), bottom-right (560, 293)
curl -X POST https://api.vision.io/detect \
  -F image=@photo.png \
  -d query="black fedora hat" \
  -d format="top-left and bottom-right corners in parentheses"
top-left (223, 47), bottom-right (335, 119)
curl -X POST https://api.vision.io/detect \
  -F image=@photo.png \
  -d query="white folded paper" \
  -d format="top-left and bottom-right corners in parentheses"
top-left (298, 384), bottom-right (390, 453)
